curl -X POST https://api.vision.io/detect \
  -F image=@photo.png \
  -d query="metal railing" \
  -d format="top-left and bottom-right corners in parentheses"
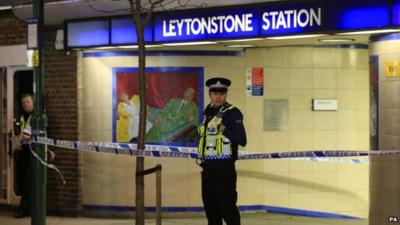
top-left (136, 164), bottom-right (162, 225)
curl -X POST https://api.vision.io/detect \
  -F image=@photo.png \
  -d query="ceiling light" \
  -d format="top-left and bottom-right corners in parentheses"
top-left (337, 29), bottom-right (400, 35)
top-left (92, 46), bottom-right (118, 50)
top-left (162, 41), bottom-right (217, 46)
top-left (222, 38), bottom-right (263, 43)
top-left (118, 45), bottom-right (137, 49)
top-left (319, 38), bottom-right (355, 42)
top-left (145, 44), bottom-right (163, 48)
top-left (266, 34), bottom-right (326, 40)
top-left (0, 6), bottom-right (12, 10)
top-left (91, 44), bottom-right (163, 50)
top-left (226, 44), bottom-right (256, 48)
top-left (118, 45), bottom-right (162, 49)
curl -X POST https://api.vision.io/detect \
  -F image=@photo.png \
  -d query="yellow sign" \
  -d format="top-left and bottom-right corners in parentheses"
top-left (385, 61), bottom-right (400, 78)
top-left (32, 50), bottom-right (39, 67)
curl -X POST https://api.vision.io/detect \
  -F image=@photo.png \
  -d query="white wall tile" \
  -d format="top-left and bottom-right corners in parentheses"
top-left (313, 47), bottom-right (336, 68)
top-left (337, 110), bottom-right (357, 130)
top-left (288, 110), bottom-right (313, 130)
top-left (313, 69), bottom-right (336, 89)
top-left (265, 68), bottom-right (289, 89)
top-left (263, 47), bottom-right (288, 67)
top-left (337, 69), bottom-right (357, 89)
top-left (289, 89), bottom-right (312, 110)
top-left (337, 89), bottom-right (357, 110)
top-left (355, 69), bottom-right (369, 90)
top-left (289, 68), bottom-right (313, 89)
top-left (287, 47), bottom-right (313, 67)
top-left (289, 131), bottom-right (313, 150)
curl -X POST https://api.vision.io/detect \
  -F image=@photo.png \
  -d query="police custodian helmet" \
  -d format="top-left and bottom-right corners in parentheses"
top-left (206, 77), bottom-right (231, 92)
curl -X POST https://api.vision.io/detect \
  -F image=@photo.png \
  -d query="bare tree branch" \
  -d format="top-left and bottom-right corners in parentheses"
top-left (150, 0), bottom-right (166, 5)
top-left (128, 0), bottom-right (143, 32)
top-left (143, 9), bottom-right (153, 29)
top-left (143, 0), bottom-right (165, 28)
top-left (84, 0), bottom-right (205, 15)
top-left (85, 0), bottom-right (130, 14)
top-left (178, 0), bottom-right (189, 7)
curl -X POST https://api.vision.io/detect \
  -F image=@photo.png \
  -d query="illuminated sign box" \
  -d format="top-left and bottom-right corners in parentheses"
top-left (393, 0), bottom-right (400, 25)
top-left (111, 18), bottom-right (153, 45)
top-left (67, 20), bottom-right (109, 47)
top-left (65, 0), bottom-right (394, 48)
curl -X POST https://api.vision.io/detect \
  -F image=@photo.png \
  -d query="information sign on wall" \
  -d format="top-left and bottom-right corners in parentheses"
top-left (385, 61), bottom-right (400, 77)
top-left (246, 67), bottom-right (264, 96)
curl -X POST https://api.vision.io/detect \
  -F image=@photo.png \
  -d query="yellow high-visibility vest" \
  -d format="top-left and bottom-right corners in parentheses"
top-left (198, 105), bottom-right (235, 160)
top-left (20, 114), bottom-right (32, 130)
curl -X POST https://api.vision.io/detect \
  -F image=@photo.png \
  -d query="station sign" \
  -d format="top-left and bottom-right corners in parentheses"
top-left (154, 2), bottom-right (323, 42)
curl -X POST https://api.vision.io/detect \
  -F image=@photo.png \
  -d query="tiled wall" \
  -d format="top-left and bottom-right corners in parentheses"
top-left (79, 46), bottom-right (369, 218)
top-left (245, 47), bottom-right (369, 218)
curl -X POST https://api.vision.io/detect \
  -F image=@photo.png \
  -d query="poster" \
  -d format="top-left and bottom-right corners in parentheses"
top-left (264, 99), bottom-right (288, 132)
top-left (246, 67), bottom-right (264, 96)
top-left (113, 67), bottom-right (204, 147)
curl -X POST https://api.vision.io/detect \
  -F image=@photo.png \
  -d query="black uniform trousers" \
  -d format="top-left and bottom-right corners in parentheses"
top-left (15, 145), bottom-right (32, 215)
top-left (201, 161), bottom-right (240, 225)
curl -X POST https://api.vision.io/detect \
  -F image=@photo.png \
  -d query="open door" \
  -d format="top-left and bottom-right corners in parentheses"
top-left (10, 69), bottom-right (33, 204)
top-left (0, 67), bottom-right (33, 205)
top-left (0, 67), bottom-right (8, 203)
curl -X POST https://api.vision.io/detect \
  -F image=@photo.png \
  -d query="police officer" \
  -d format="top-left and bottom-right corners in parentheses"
top-left (198, 77), bottom-right (247, 225)
top-left (14, 93), bottom-right (34, 218)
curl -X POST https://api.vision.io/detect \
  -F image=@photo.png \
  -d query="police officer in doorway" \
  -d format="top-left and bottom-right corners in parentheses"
top-left (197, 77), bottom-right (247, 225)
top-left (14, 93), bottom-right (34, 218)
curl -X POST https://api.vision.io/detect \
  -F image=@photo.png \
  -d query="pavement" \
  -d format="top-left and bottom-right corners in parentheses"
top-left (0, 210), bottom-right (368, 225)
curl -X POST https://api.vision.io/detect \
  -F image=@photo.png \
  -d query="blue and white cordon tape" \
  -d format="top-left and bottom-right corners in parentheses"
top-left (30, 136), bottom-right (400, 164)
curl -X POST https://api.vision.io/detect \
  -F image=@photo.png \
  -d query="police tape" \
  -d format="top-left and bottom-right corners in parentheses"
top-left (29, 136), bottom-right (400, 163)
top-left (288, 157), bottom-right (369, 164)
top-left (28, 144), bottom-right (66, 185)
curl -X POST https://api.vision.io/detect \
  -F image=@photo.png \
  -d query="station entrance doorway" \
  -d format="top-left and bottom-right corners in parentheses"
top-left (0, 66), bottom-right (33, 206)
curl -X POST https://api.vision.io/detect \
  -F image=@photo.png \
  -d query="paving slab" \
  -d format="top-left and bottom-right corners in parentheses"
top-left (0, 211), bottom-right (368, 225)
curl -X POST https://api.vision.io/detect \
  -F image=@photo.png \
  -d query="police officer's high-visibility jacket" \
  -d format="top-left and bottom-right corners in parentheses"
top-left (18, 112), bottom-right (33, 147)
top-left (20, 114), bottom-right (32, 129)
top-left (20, 113), bottom-right (32, 136)
top-left (198, 105), bottom-right (236, 160)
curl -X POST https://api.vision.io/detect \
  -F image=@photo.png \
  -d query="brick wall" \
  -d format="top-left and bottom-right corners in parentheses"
top-left (44, 26), bottom-right (81, 216)
top-left (0, 13), bottom-right (81, 216)
top-left (0, 12), bottom-right (26, 45)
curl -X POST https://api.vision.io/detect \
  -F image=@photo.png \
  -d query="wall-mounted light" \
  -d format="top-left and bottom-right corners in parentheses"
top-left (319, 38), bottom-right (355, 42)
top-left (265, 34), bottom-right (326, 40)
top-left (226, 44), bottom-right (256, 48)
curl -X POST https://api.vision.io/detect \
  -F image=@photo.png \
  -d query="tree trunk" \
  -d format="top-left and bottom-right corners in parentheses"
top-left (131, 0), bottom-right (146, 224)
top-left (135, 39), bottom-right (146, 225)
